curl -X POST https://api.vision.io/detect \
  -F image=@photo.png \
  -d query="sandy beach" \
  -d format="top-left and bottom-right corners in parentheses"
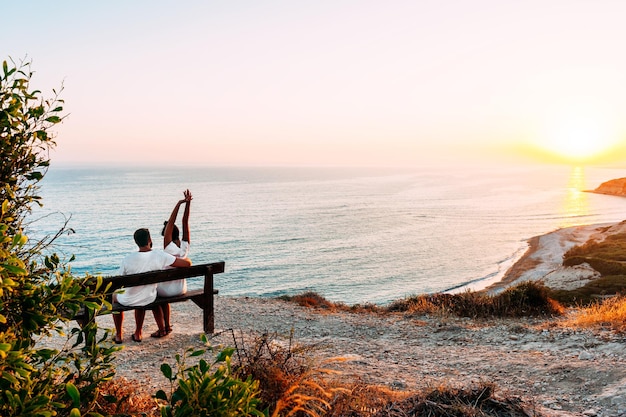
top-left (45, 221), bottom-right (626, 416)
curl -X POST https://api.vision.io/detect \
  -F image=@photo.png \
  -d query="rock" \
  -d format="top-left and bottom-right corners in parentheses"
top-left (582, 409), bottom-right (597, 416)
top-left (590, 177), bottom-right (626, 196)
top-left (578, 351), bottom-right (594, 360)
top-left (541, 264), bottom-right (600, 291)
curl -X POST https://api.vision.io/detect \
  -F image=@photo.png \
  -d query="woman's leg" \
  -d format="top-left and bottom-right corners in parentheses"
top-left (150, 306), bottom-right (167, 337)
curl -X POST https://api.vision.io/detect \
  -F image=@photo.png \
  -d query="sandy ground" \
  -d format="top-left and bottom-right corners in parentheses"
top-left (44, 221), bottom-right (626, 417)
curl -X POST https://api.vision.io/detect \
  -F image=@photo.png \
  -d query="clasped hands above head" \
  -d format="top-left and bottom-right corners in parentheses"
top-left (178, 189), bottom-right (193, 205)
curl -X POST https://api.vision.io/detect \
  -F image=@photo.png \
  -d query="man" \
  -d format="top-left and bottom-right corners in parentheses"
top-left (112, 228), bottom-right (191, 343)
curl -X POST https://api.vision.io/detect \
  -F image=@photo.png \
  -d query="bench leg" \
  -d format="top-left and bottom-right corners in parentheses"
top-left (203, 270), bottom-right (215, 333)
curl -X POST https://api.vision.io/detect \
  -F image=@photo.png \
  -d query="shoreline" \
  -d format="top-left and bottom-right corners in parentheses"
top-left (484, 220), bottom-right (625, 294)
top-left (480, 235), bottom-right (541, 293)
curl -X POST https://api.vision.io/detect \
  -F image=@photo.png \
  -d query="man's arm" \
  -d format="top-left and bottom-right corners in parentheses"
top-left (170, 257), bottom-right (192, 268)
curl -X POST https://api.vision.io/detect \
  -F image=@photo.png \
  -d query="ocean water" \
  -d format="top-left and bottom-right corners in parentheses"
top-left (29, 163), bottom-right (626, 305)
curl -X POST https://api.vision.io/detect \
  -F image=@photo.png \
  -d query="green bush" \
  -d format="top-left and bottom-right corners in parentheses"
top-left (156, 335), bottom-right (264, 417)
top-left (0, 58), bottom-right (114, 417)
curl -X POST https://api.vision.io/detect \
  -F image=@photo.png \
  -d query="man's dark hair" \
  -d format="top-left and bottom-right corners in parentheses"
top-left (133, 228), bottom-right (151, 247)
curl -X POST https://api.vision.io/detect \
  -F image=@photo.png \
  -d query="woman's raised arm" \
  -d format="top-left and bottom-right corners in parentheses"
top-left (163, 196), bottom-right (186, 248)
top-left (182, 189), bottom-right (192, 243)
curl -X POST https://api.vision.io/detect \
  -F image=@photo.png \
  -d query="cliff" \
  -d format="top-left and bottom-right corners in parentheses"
top-left (589, 177), bottom-right (626, 196)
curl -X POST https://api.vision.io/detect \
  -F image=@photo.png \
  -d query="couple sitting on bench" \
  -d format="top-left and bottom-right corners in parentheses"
top-left (112, 190), bottom-right (193, 344)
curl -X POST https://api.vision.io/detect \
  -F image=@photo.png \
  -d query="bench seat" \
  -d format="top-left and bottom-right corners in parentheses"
top-left (76, 262), bottom-right (224, 333)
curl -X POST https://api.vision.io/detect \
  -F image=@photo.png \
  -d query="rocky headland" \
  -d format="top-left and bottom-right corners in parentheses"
top-left (588, 177), bottom-right (626, 197)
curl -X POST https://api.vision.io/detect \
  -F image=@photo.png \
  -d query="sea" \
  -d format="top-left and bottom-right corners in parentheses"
top-left (28, 162), bottom-right (626, 305)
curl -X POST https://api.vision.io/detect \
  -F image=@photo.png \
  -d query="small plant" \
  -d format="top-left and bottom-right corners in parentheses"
top-left (232, 330), bottom-right (346, 417)
top-left (279, 292), bottom-right (340, 310)
top-left (156, 334), bottom-right (265, 417)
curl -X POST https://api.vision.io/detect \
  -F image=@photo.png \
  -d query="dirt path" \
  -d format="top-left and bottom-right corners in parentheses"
top-left (103, 296), bottom-right (626, 416)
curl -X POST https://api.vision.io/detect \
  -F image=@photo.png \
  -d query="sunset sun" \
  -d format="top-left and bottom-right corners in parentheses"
top-left (543, 120), bottom-right (616, 159)
top-left (532, 105), bottom-right (621, 163)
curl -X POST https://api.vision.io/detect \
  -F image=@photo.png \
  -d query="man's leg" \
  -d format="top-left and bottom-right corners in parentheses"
top-left (133, 309), bottom-right (146, 341)
top-left (112, 311), bottom-right (124, 342)
top-left (111, 294), bottom-right (124, 343)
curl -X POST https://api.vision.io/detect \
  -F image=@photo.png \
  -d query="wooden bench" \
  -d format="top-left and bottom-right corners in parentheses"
top-left (77, 262), bottom-right (224, 333)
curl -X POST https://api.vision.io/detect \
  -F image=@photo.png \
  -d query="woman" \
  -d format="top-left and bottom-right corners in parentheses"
top-left (151, 189), bottom-right (192, 337)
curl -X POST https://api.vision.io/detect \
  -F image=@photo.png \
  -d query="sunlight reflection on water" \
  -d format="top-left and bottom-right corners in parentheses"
top-left (559, 166), bottom-right (591, 228)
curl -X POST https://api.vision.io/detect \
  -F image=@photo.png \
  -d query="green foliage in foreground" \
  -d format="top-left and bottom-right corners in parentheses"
top-left (156, 335), bottom-right (265, 417)
top-left (0, 58), bottom-right (114, 417)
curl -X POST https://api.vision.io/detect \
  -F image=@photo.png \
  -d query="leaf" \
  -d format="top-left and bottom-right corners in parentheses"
top-left (69, 408), bottom-right (81, 417)
top-left (155, 389), bottom-right (168, 401)
top-left (1, 264), bottom-right (26, 275)
top-left (83, 301), bottom-right (102, 310)
top-left (160, 363), bottom-right (173, 380)
top-left (66, 382), bottom-right (80, 406)
top-left (2, 372), bottom-right (18, 385)
top-left (190, 349), bottom-right (205, 357)
top-left (45, 116), bottom-right (61, 123)
top-left (216, 347), bottom-right (235, 362)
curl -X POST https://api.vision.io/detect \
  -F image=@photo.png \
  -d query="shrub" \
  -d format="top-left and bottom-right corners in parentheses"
top-left (279, 292), bottom-right (339, 310)
top-left (0, 58), bottom-right (114, 417)
top-left (156, 335), bottom-right (265, 417)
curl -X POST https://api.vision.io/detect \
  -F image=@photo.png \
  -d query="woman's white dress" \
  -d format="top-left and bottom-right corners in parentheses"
top-left (157, 240), bottom-right (189, 297)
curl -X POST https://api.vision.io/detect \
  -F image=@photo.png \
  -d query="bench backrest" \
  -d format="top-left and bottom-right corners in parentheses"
top-left (100, 261), bottom-right (225, 293)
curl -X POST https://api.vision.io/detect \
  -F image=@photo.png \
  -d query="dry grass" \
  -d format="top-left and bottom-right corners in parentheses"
top-left (231, 330), bottom-right (347, 416)
top-left (93, 378), bottom-right (160, 416)
top-left (371, 383), bottom-right (534, 417)
top-left (284, 282), bottom-right (564, 319)
top-left (279, 292), bottom-right (383, 314)
top-left (562, 295), bottom-right (626, 333)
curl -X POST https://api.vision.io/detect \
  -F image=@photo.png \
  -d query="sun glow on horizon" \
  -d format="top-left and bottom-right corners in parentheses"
top-left (531, 103), bottom-right (622, 163)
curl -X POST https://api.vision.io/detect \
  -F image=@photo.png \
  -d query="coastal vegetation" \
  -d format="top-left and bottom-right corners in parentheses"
top-left (557, 227), bottom-right (626, 304)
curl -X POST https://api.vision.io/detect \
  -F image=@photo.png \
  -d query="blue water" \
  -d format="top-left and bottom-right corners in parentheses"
top-left (29, 163), bottom-right (626, 305)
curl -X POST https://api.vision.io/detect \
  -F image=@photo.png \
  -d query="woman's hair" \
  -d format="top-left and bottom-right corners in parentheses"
top-left (162, 221), bottom-right (180, 241)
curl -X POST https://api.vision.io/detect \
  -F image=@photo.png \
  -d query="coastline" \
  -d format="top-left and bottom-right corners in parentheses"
top-left (484, 220), bottom-right (625, 293)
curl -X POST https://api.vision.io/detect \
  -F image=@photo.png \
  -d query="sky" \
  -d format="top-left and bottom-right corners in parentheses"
top-left (4, 0), bottom-right (626, 168)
